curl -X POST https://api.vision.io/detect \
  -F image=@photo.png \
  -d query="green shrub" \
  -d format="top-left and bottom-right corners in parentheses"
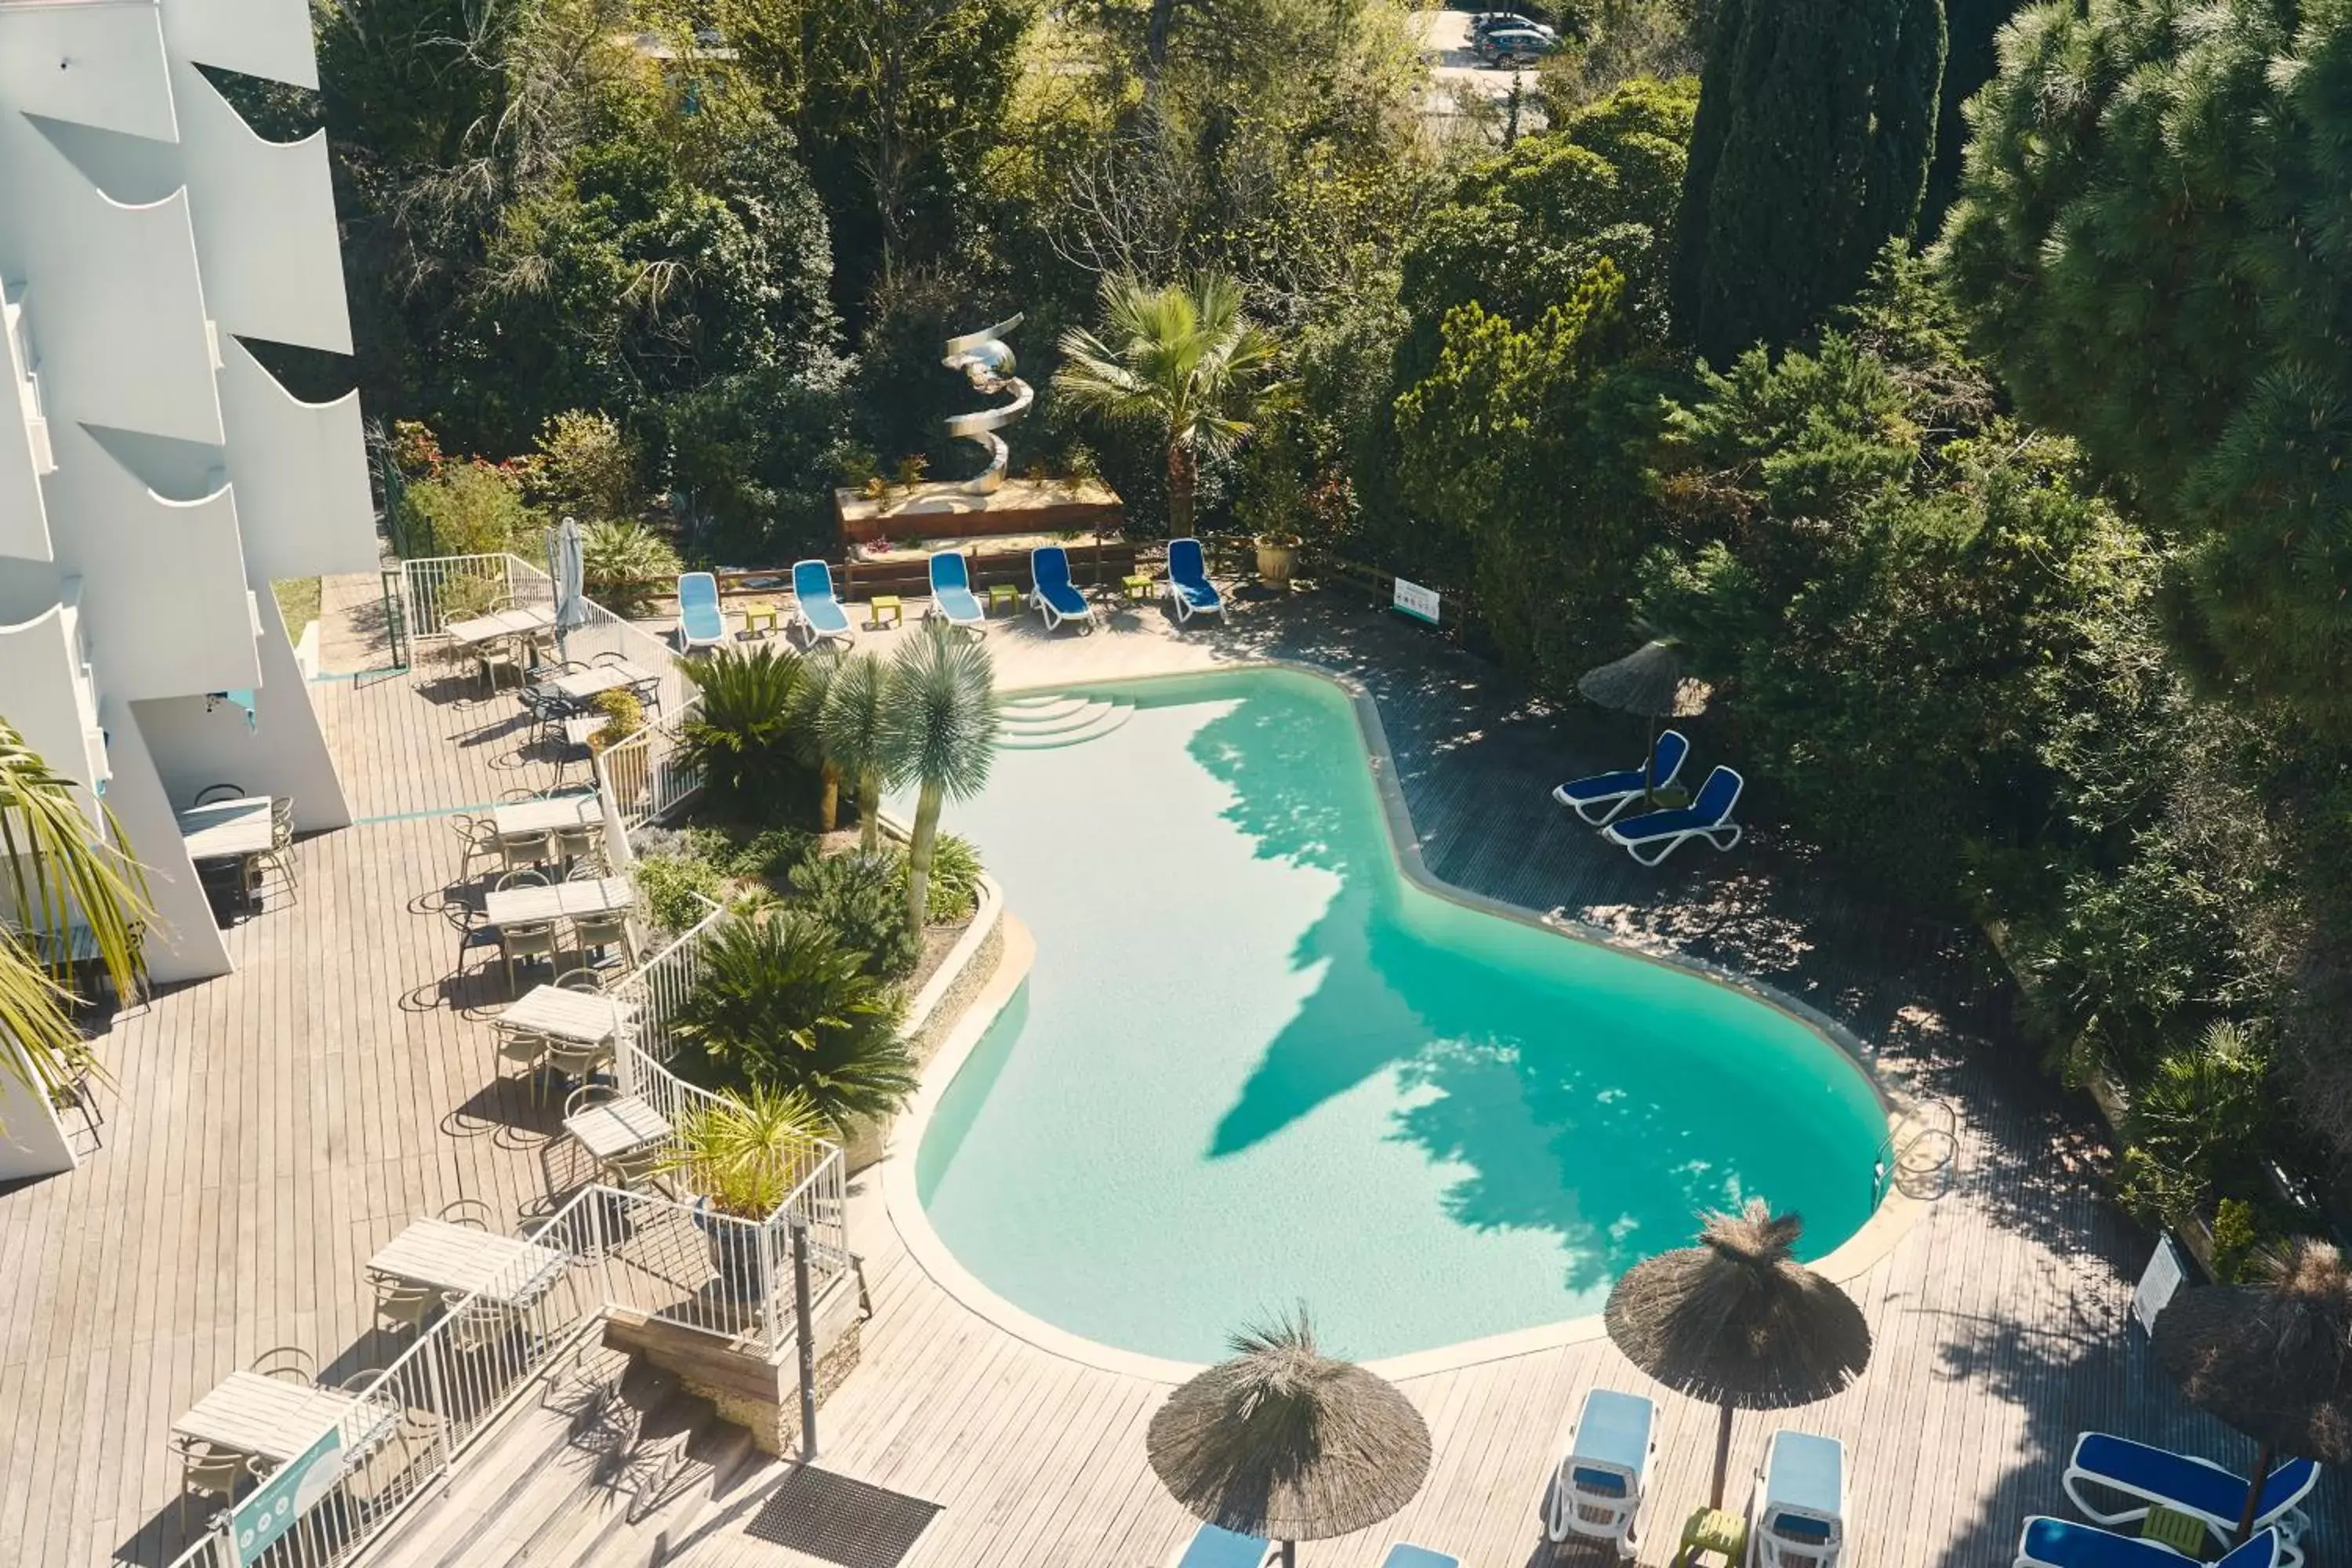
top-left (681, 644), bottom-right (808, 818)
top-left (581, 520), bottom-right (682, 617)
top-left (725, 826), bottom-right (815, 882)
top-left (657, 1086), bottom-right (829, 1218)
top-left (2118, 1021), bottom-right (2272, 1226)
top-left (667, 910), bottom-right (914, 1130)
top-left (920, 833), bottom-right (984, 923)
top-left (2211, 1197), bottom-right (2262, 1283)
top-left (790, 851), bottom-right (921, 978)
top-left (633, 850), bottom-right (728, 934)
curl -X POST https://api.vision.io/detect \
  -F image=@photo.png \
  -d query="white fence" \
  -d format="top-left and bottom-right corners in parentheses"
top-left (594, 694), bottom-right (703, 833)
top-left (396, 550), bottom-right (693, 716)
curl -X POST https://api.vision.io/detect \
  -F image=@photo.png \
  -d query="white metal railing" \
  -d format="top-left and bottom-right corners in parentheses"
top-left (397, 552), bottom-right (511, 638)
top-left (499, 553), bottom-right (691, 716)
top-left (611, 894), bottom-right (723, 1063)
top-left (593, 693), bottom-right (703, 832)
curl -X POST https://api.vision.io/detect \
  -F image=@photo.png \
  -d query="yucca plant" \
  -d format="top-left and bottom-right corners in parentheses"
top-left (667, 909), bottom-right (914, 1131)
top-left (878, 620), bottom-right (999, 939)
top-left (681, 644), bottom-right (805, 816)
top-left (818, 651), bottom-right (891, 852)
top-left (0, 718), bottom-right (151, 1099)
top-left (657, 1085), bottom-right (830, 1220)
top-left (788, 649), bottom-right (844, 831)
top-left (580, 520), bottom-right (682, 618)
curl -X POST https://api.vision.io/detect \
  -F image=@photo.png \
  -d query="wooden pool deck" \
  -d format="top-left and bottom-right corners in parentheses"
top-left (1, 581), bottom-right (2336, 1567)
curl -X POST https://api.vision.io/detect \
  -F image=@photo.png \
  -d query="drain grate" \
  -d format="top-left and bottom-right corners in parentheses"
top-left (743, 1467), bottom-right (942, 1568)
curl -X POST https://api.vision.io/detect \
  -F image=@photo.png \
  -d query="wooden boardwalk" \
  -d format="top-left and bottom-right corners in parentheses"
top-left (1, 589), bottom-right (2338, 1568)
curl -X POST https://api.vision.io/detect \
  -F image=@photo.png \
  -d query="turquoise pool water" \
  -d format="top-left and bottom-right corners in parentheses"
top-left (913, 668), bottom-right (1886, 1363)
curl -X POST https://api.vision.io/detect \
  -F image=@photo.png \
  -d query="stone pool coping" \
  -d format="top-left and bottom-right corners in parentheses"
top-left (881, 659), bottom-right (1936, 1384)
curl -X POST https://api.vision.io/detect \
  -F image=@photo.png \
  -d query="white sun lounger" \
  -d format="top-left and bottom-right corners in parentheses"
top-left (1546, 1387), bottom-right (1656, 1556)
top-left (1747, 1429), bottom-right (1845, 1568)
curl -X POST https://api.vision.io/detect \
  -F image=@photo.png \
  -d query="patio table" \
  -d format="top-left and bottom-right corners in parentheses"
top-left (561, 714), bottom-right (607, 748)
top-left (492, 795), bottom-right (601, 838)
top-left (368, 1217), bottom-right (569, 1307)
top-left (550, 661), bottom-right (655, 704)
top-left (445, 606), bottom-right (555, 648)
top-left (484, 876), bottom-right (634, 930)
top-left (503, 984), bottom-right (634, 1046)
top-left (563, 1094), bottom-right (672, 1163)
top-left (174, 1372), bottom-right (375, 1467)
top-left (177, 797), bottom-right (275, 864)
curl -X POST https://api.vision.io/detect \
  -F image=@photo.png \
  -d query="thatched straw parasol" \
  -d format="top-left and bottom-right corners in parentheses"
top-left (1577, 641), bottom-right (1713, 800)
top-left (1604, 1200), bottom-right (1871, 1508)
top-left (1148, 1310), bottom-right (1432, 1567)
top-left (2153, 1240), bottom-right (2352, 1540)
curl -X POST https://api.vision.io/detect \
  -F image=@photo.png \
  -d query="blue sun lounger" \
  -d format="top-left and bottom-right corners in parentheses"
top-left (1381, 1548), bottom-right (1460, 1568)
top-left (2017, 1520), bottom-right (2280, 1568)
top-left (789, 558), bottom-right (853, 648)
top-left (1166, 535), bottom-right (1223, 623)
top-left (1169, 1523), bottom-right (1276, 1568)
top-left (2063, 1434), bottom-right (2318, 1564)
top-left (676, 571), bottom-right (726, 652)
top-left (1553, 731), bottom-right (1690, 826)
top-left (1603, 765), bottom-right (1744, 866)
top-left (1030, 545), bottom-right (1097, 633)
top-left (927, 551), bottom-right (985, 631)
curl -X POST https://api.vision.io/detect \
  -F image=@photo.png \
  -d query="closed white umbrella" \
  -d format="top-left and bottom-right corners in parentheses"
top-left (548, 515), bottom-right (590, 659)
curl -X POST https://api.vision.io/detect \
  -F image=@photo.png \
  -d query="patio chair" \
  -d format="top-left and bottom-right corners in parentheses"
top-left (554, 966), bottom-right (606, 994)
top-left (500, 830), bottom-right (556, 874)
top-left (572, 909), bottom-right (637, 971)
top-left (441, 1292), bottom-right (521, 1356)
top-left (252, 1345), bottom-right (317, 1384)
top-left (2017, 1521), bottom-right (2281, 1568)
top-left (1745, 1429), bottom-right (1845, 1568)
top-left (453, 815), bottom-right (501, 882)
top-left (253, 797), bottom-right (297, 903)
top-left (927, 551), bottom-right (987, 631)
top-left (565, 1083), bottom-right (665, 1189)
top-left (500, 920), bottom-right (560, 993)
top-left (1030, 545), bottom-right (1098, 633)
top-left (1166, 536), bottom-right (1225, 623)
top-left (544, 1034), bottom-right (615, 1094)
top-left (564, 855), bottom-right (612, 884)
top-left (677, 571), bottom-right (728, 652)
top-left (372, 1276), bottom-right (439, 1338)
top-left (1168, 1523), bottom-right (1277, 1568)
top-left (495, 867), bottom-right (550, 893)
top-left (494, 1025), bottom-right (550, 1105)
top-left (1546, 1387), bottom-right (1657, 1555)
top-left (554, 822), bottom-right (601, 869)
top-left (2062, 1434), bottom-right (2318, 1562)
top-left (1553, 731), bottom-right (1692, 826)
top-left (175, 1439), bottom-right (254, 1534)
top-left (789, 559), bottom-right (855, 648)
top-left (439, 1196), bottom-right (497, 1229)
top-left (477, 637), bottom-right (527, 695)
top-left (192, 782), bottom-right (247, 807)
top-left (1602, 765), bottom-right (1744, 866)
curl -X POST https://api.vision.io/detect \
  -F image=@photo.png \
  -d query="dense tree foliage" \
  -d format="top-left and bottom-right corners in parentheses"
top-left (1669, 0), bottom-right (1945, 362)
top-left (1941, 0), bottom-right (2352, 732)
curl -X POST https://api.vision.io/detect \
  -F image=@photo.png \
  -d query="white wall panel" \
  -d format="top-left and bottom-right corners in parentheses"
top-left (0, 296), bottom-right (50, 563)
top-left (159, 0), bottom-right (318, 91)
top-left (103, 691), bottom-right (232, 982)
top-left (216, 339), bottom-right (376, 578)
top-left (0, 603), bottom-right (100, 822)
top-left (0, 5), bottom-right (176, 141)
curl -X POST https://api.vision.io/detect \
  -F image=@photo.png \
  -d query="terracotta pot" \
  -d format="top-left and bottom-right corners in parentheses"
top-left (1254, 540), bottom-right (1297, 586)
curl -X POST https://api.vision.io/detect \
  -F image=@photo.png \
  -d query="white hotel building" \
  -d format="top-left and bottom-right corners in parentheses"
top-left (0, 0), bottom-right (375, 1014)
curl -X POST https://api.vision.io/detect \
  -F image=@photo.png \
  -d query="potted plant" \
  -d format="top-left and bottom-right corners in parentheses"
top-left (659, 1087), bottom-right (829, 1299)
top-left (1254, 528), bottom-right (1301, 589)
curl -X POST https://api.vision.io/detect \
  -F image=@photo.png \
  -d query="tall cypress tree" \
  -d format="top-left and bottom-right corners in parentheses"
top-left (1669, 0), bottom-right (1947, 365)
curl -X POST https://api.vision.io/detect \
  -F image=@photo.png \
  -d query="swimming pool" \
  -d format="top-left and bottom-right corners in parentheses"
top-left (911, 667), bottom-right (1887, 1364)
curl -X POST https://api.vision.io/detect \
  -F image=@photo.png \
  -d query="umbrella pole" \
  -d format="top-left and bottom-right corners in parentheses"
top-left (1281, 1541), bottom-right (1296, 1568)
top-left (2236, 1440), bottom-right (2274, 1541)
top-left (1644, 713), bottom-right (1661, 804)
top-left (1709, 1403), bottom-right (1735, 1509)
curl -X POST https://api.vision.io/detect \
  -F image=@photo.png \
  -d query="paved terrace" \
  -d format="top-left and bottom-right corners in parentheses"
top-left (3, 576), bottom-right (2339, 1567)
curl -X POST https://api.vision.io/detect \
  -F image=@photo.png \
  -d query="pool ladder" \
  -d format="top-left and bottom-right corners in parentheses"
top-left (1871, 1096), bottom-right (1958, 1203)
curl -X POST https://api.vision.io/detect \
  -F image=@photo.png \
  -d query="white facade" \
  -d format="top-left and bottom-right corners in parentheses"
top-left (0, 0), bottom-right (376, 1036)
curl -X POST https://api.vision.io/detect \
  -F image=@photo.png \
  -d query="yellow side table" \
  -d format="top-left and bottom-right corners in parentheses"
top-left (1674, 1505), bottom-right (1748, 1568)
top-left (869, 594), bottom-right (904, 628)
top-left (986, 583), bottom-right (1019, 615)
top-left (1122, 572), bottom-right (1155, 603)
top-left (2140, 1505), bottom-right (2206, 1556)
top-left (740, 604), bottom-right (781, 638)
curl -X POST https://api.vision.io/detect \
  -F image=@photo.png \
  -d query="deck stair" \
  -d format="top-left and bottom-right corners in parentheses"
top-left (996, 692), bottom-right (1134, 750)
top-left (363, 1344), bottom-right (764, 1567)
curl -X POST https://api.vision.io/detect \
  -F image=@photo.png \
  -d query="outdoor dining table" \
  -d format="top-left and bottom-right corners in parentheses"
top-left (549, 661), bottom-right (655, 704)
top-left (491, 794), bottom-right (601, 839)
top-left (444, 605), bottom-right (556, 648)
top-left (176, 797), bottom-right (275, 864)
top-left (367, 1217), bottom-right (569, 1307)
top-left (483, 875), bottom-right (634, 931)
top-left (503, 983), bottom-right (635, 1046)
top-left (174, 1371), bottom-right (381, 1468)
top-left (562, 1094), bottom-right (672, 1164)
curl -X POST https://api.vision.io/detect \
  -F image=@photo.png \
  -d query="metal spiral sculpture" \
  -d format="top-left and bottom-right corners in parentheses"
top-left (942, 314), bottom-right (1033, 495)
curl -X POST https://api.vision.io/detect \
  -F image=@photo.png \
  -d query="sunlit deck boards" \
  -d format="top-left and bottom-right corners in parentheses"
top-left (0, 668), bottom-right (580, 1568)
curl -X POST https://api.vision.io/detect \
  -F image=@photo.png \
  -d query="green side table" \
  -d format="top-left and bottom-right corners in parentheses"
top-left (2140, 1504), bottom-right (2207, 1556)
top-left (869, 593), bottom-right (904, 628)
top-left (1122, 572), bottom-right (1155, 603)
top-left (740, 604), bottom-right (781, 639)
top-left (985, 583), bottom-right (1019, 615)
top-left (1675, 1504), bottom-right (1748, 1567)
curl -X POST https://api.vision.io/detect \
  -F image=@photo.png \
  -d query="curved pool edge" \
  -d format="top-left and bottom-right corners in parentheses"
top-left (881, 657), bottom-right (1935, 1383)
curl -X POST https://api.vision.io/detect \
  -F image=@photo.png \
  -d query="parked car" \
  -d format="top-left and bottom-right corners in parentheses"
top-left (1477, 24), bottom-right (1556, 64)
top-left (1470, 11), bottom-right (1557, 42)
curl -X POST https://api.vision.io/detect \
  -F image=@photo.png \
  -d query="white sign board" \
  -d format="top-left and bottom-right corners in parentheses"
top-left (2132, 1233), bottom-right (2189, 1336)
top-left (1393, 577), bottom-right (1441, 625)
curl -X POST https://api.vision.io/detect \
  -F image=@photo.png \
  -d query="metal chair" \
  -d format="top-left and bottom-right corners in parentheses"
top-left (191, 782), bottom-right (248, 807)
top-left (175, 1439), bottom-right (254, 1534)
top-left (437, 1196), bottom-right (497, 1230)
top-left (252, 1345), bottom-right (316, 1384)
top-left (499, 831), bottom-right (555, 874)
top-left (372, 1277), bottom-right (439, 1338)
top-left (501, 920), bottom-right (559, 993)
top-left (452, 815), bottom-right (501, 882)
top-left (255, 797), bottom-right (298, 903)
top-left (441, 1293), bottom-right (519, 1356)
top-left (572, 909), bottom-right (637, 971)
top-left (495, 867), bottom-right (550, 892)
top-left (554, 823), bottom-right (601, 868)
top-left (493, 1024), bottom-right (550, 1105)
top-left (554, 966), bottom-right (605, 994)
top-left (544, 1035), bottom-right (615, 1094)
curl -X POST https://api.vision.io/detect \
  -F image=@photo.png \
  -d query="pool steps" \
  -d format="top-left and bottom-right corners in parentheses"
top-left (996, 694), bottom-right (1135, 750)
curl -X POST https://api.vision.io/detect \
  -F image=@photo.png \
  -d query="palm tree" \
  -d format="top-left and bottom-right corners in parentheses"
top-left (789, 650), bottom-right (844, 831)
top-left (818, 652), bottom-right (891, 853)
top-left (877, 621), bottom-right (998, 940)
top-left (0, 717), bottom-right (150, 1099)
top-left (1053, 273), bottom-right (1282, 540)
top-left (680, 644), bottom-right (804, 817)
